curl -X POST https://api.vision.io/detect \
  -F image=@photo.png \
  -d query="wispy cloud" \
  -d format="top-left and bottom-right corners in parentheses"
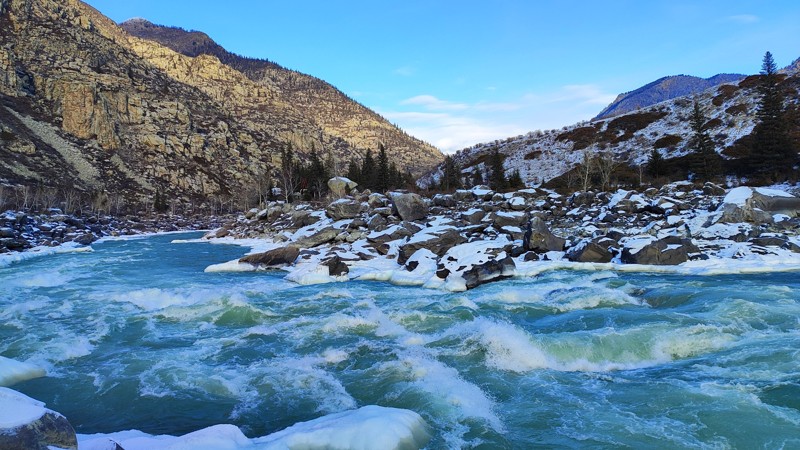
top-left (724, 14), bottom-right (759, 24)
top-left (393, 66), bottom-right (416, 77)
top-left (400, 95), bottom-right (468, 111)
top-left (386, 84), bottom-right (617, 153)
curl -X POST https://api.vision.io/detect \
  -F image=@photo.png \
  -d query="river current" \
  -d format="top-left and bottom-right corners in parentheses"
top-left (1, 232), bottom-right (799, 448)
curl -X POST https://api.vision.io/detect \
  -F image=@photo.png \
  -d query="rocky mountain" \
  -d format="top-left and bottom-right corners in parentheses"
top-left (419, 69), bottom-right (799, 190)
top-left (0, 0), bottom-right (441, 212)
top-left (594, 73), bottom-right (745, 120)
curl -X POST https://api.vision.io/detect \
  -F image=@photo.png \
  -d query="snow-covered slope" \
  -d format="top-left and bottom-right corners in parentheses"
top-left (419, 71), bottom-right (798, 189)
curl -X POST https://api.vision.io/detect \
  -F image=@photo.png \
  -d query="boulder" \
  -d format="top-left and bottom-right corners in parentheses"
top-left (0, 227), bottom-right (15, 238)
top-left (0, 388), bottom-right (77, 450)
top-left (239, 246), bottom-right (300, 267)
top-left (621, 236), bottom-right (701, 265)
top-left (565, 237), bottom-right (616, 263)
top-left (367, 214), bottom-right (387, 231)
top-left (327, 177), bottom-right (358, 198)
top-left (461, 209), bottom-right (485, 225)
top-left (432, 194), bottom-right (456, 207)
top-left (72, 232), bottom-right (97, 245)
top-left (462, 256), bottom-right (516, 289)
top-left (326, 199), bottom-right (361, 220)
top-left (390, 193), bottom-right (428, 222)
top-left (289, 210), bottom-right (321, 229)
top-left (294, 227), bottom-right (340, 248)
top-left (508, 196), bottom-right (526, 211)
top-left (523, 217), bottom-right (565, 253)
top-left (453, 190), bottom-right (473, 202)
top-left (367, 193), bottom-right (388, 209)
top-left (490, 211), bottom-right (527, 228)
top-left (366, 225), bottom-right (413, 244)
top-left (717, 187), bottom-right (800, 224)
top-left (324, 255), bottom-right (349, 276)
top-left (398, 228), bottom-right (466, 264)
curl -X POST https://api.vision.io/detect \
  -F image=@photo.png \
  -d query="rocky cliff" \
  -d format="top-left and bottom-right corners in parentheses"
top-left (0, 0), bottom-right (442, 212)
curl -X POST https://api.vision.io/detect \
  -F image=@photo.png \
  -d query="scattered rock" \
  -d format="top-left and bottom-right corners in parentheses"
top-left (523, 217), bottom-right (565, 253)
top-left (621, 236), bottom-right (701, 265)
top-left (324, 255), bottom-right (349, 276)
top-left (239, 246), bottom-right (300, 267)
top-left (326, 199), bottom-right (362, 220)
top-left (462, 256), bottom-right (516, 289)
top-left (327, 177), bottom-right (358, 198)
top-left (294, 227), bottom-right (340, 248)
top-left (398, 228), bottom-right (467, 264)
top-left (390, 193), bottom-right (428, 222)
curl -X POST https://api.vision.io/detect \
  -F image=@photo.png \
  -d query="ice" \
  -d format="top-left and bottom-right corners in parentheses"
top-left (0, 356), bottom-right (46, 387)
top-left (254, 405), bottom-right (430, 450)
top-left (0, 387), bottom-right (48, 428)
top-left (79, 406), bottom-right (430, 450)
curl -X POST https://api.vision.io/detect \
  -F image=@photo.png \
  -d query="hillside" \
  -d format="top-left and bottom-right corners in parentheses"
top-left (0, 0), bottom-right (442, 212)
top-left (420, 70), bottom-right (799, 190)
top-left (594, 74), bottom-right (745, 120)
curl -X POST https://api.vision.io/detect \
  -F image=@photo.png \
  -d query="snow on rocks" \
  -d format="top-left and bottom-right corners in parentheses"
top-left (0, 387), bottom-right (77, 450)
top-left (0, 356), bottom-right (46, 387)
top-left (203, 180), bottom-right (800, 292)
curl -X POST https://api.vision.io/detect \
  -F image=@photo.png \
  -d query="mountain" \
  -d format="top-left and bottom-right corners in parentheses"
top-left (0, 0), bottom-right (442, 210)
top-left (594, 74), bottom-right (745, 120)
top-left (419, 68), bottom-right (799, 190)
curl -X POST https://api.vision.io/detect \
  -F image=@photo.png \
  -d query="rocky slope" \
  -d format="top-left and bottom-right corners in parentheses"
top-left (420, 69), bottom-right (799, 190)
top-left (0, 0), bottom-right (442, 212)
top-left (594, 73), bottom-right (745, 120)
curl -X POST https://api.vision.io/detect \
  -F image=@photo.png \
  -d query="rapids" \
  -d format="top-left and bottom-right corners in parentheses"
top-left (1, 232), bottom-right (799, 448)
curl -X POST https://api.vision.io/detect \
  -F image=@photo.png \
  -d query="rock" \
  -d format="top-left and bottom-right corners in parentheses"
top-left (373, 207), bottom-right (393, 217)
top-left (294, 227), bottom-right (340, 248)
top-left (72, 232), bottom-right (96, 245)
top-left (324, 255), bottom-right (349, 276)
top-left (398, 228), bottom-right (466, 264)
top-left (432, 194), bottom-right (456, 207)
top-left (367, 214), bottom-right (387, 231)
top-left (390, 193), bottom-right (428, 222)
top-left (490, 211), bottom-right (527, 228)
top-left (461, 209), bottom-right (485, 225)
top-left (327, 177), bottom-right (358, 197)
top-left (508, 196), bottom-right (526, 211)
top-left (703, 182), bottom-right (726, 196)
top-left (367, 225), bottom-right (413, 244)
top-left (523, 217), bottom-right (565, 253)
top-left (367, 193), bottom-right (388, 208)
top-left (716, 202), bottom-right (773, 225)
top-left (453, 190), bottom-right (473, 202)
top-left (0, 227), bottom-right (15, 238)
top-left (462, 256), bottom-right (516, 289)
top-left (566, 238), bottom-right (615, 263)
top-left (239, 246), bottom-right (300, 267)
top-left (0, 388), bottom-right (77, 450)
top-left (717, 187), bottom-right (800, 225)
top-left (621, 236), bottom-right (701, 265)
top-left (326, 199), bottom-right (362, 220)
top-left (290, 210), bottom-right (321, 229)
top-left (471, 186), bottom-right (495, 201)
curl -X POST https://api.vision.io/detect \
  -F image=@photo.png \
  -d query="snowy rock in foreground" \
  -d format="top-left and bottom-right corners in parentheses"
top-left (79, 405), bottom-right (429, 450)
top-left (0, 387), bottom-right (77, 450)
top-left (255, 405), bottom-right (430, 450)
top-left (0, 356), bottom-right (46, 387)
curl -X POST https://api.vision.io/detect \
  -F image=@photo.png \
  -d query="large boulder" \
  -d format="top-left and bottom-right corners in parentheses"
top-left (390, 193), bottom-right (428, 222)
top-left (326, 199), bottom-right (362, 220)
top-left (566, 237), bottom-right (616, 263)
top-left (398, 228), bottom-right (466, 264)
top-left (717, 187), bottom-right (800, 224)
top-left (0, 388), bottom-right (77, 450)
top-left (523, 217), bottom-right (565, 253)
top-left (327, 177), bottom-right (358, 198)
top-left (366, 224), bottom-right (413, 244)
top-left (239, 246), bottom-right (300, 267)
top-left (294, 227), bottom-right (340, 248)
top-left (621, 236), bottom-right (701, 265)
top-left (432, 194), bottom-right (456, 207)
top-left (490, 211), bottom-right (527, 228)
top-left (462, 256), bottom-right (516, 289)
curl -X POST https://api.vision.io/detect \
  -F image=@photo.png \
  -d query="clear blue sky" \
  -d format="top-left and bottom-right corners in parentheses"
top-left (85, 0), bottom-right (800, 153)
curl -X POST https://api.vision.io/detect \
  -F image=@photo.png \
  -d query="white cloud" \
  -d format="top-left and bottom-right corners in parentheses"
top-left (386, 84), bottom-right (617, 154)
top-left (393, 66), bottom-right (416, 77)
top-left (400, 95), bottom-right (469, 111)
top-left (725, 14), bottom-right (759, 24)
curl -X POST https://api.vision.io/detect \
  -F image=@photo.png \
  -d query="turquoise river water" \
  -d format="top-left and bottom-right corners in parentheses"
top-left (1, 232), bottom-right (799, 448)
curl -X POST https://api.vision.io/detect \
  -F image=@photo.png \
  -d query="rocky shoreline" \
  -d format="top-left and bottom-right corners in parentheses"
top-left (0, 210), bottom-right (233, 254)
top-left (199, 178), bottom-right (800, 292)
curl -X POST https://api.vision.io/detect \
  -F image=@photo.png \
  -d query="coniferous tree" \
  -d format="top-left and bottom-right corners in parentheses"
top-left (440, 155), bottom-right (463, 191)
top-left (488, 147), bottom-right (508, 191)
top-left (376, 144), bottom-right (390, 192)
top-left (360, 149), bottom-right (376, 190)
top-left (388, 161), bottom-right (401, 189)
top-left (689, 100), bottom-right (721, 181)
top-left (751, 51), bottom-right (795, 179)
top-left (507, 169), bottom-right (524, 189)
top-left (647, 148), bottom-right (664, 179)
top-left (279, 144), bottom-right (300, 202)
top-left (471, 168), bottom-right (484, 187)
top-left (346, 159), bottom-right (361, 184)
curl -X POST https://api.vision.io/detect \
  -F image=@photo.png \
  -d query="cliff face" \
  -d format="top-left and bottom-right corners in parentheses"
top-left (0, 0), bottom-right (442, 210)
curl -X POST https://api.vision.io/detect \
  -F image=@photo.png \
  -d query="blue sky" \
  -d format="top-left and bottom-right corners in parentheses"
top-left (85, 0), bottom-right (800, 153)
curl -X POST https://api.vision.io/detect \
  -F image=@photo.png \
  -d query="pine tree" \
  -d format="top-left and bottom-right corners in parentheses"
top-left (647, 148), bottom-right (664, 179)
top-left (507, 169), bottom-right (524, 189)
top-left (751, 51), bottom-right (795, 179)
top-left (471, 168), bottom-right (484, 187)
top-left (440, 155), bottom-right (462, 191)
top-left (689, 100), bottom-right (721, 181)
top-left (346, 159), bottom-right (361, 185)
top-left (488, 147), bottom-right (507, 191)
top-left (360, 149), bottom-right (376, 190)
top-left (376, 144), bottom-right (390, 192)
